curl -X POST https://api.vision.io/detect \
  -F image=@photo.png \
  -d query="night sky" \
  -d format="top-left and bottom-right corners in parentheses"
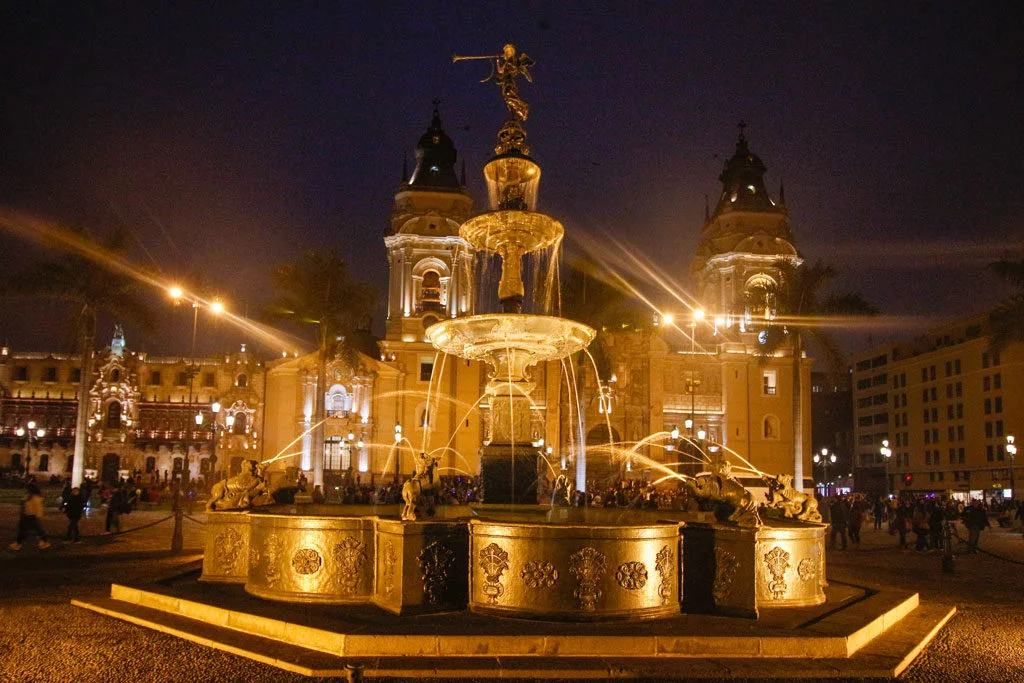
top-left (1, 2), bottom-right (1021, 357)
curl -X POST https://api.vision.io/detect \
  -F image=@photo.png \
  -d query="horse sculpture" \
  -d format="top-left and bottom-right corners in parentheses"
top-left (401, 454), bottom-right (439, 521)
top-left (763, 473), bottom-right (822, 523)
top-left (551, 473), bottom-right (574, 507)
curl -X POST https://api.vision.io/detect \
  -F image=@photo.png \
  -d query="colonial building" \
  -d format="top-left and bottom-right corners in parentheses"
top-left (0, 329), bottom-right (264, 484)
top-left (852, 314), bottom-right (1021, 501)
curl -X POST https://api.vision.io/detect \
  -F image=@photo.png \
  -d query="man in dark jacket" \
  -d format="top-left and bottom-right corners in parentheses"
top-left (963, 502), bottom-right (990, 553)
top-left (63, 487), bottom-right (86, 542)
top-left (830, 498), bottom-right (849, 550)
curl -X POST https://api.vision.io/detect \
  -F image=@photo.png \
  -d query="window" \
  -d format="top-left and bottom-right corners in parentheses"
top-left (956, 403), bottom-right (964, 419)
top-left (324, 437), bottom-right (351, 471)
top-left (996, 420), bottom-right (1004, 437)
top-left (857, 397), bottom-right (872, 409)
top-left (232, 412), bottom-right (247, 435)
top-left (921, 368), bottom-right (928, 382)
top-left (13, 366), bottom-right (28, 381)
top-left (70, 368), bottom-right (81, 383)
top-left (982, 352), bottom-right (990, 369)
top-left (948, 448), bottom-right (956, 464)
top-left (930, 366), bottom-right (936, 381)
top-left (958, 448), bottom-right (965, 464)
top-left (947, 405), bottom-right (954, 420)
top-left (105, 401), bottom-right (122, 429)
top-left (11, 453), bottom-right (21, 469)
top-left (856, 378), bottom-right (871, 390)
top-left (110, 369), bottom-right (121, 382)
top-left (954, 359), bottom-right (961, 374)
top-left (933, 428), bottom-right (939, 442)
top-left (858, 416), bottom-right (873, 427)
top-left (149, 371), bottom-right (162, 386)
top-left (924, 430), bottom-right (931, 445)
top-left (995, 396), bottom-right (1003, 413)
top-left (945, 361), bottom-right (952, 377)
top-left (236, 374), bottom-right (248, 388)
top-left (957, 425), bottom-right (965, 441)
top-left (145, 456), bottom-right (156, 473)
top-left (946, 384), bottom-right (954, 398)
top-left (923, 409), bottom-right (930, 423)
top-left (872, 373), bottom-right (888, 386)
top-left (985, 398), bottom-right (992, 415)
top-left (993, 351), bottom-right (1001, 366)
top-left (44, 367), bottom-right (57, 382)
top-left (925, 451), bottom-right (932, 464)
top-left (997, 444), bottom-right (1005, 461)
top-left (930, 387), bottom-right (937, 402)
top-left (985, 422), bottom-right (993, 438)
top-left (762, 370), bottom-right (777, 395)
top-left (948, 426), bottom-right (955, 442)
top-left (203, 372), bottom-right (216, 387)
top-left (931, 408), bottom-right (938, 422)
top-left (983, 376), bottom-right (991, 391)
top-left (938, 471), bottom-right (944, 482)
top-left (994, 373), bottom-right (1002, 389)
top-left (955, 382), bottom-right (962, 397)
top-left (763, 415), bottom-right (780, 440)
top-left (922, 389), bottom-right (929, 402)
top-left (176, 372), bottom-right (188, 386)
top-left (38, 454), bottom-right (49, 472)
top-left (419, 358), bottom-right (434, 382)
top-left (873, 413), bottom-right (889, 424)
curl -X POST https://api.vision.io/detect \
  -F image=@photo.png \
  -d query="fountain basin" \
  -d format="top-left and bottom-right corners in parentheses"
top-left (469, 514), bottom-right (681, 621)
top-left (201, 510), bottom-right (251, 584)
top-left (460, 210), bottom-right (563, 254)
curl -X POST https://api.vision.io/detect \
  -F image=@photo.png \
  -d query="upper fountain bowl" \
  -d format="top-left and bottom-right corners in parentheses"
top-left (460, 210), bottom-right (563, 255)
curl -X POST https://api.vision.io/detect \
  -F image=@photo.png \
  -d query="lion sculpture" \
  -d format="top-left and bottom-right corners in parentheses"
top-left (206, 459), bottom-right (270, 511)
top-left (401, 454), bottom-right (439, 522)
top-left (763, 473), bottom-right (822, 523)
top-left (686, 460), bottom-right (762, 527)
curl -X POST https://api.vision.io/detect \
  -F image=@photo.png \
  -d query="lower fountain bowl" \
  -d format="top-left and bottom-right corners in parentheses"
top-left (468, 513), bottom-right (681, 620)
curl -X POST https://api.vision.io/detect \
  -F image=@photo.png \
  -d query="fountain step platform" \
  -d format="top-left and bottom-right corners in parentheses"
top-left (72, 565), bottom-right (954, 679)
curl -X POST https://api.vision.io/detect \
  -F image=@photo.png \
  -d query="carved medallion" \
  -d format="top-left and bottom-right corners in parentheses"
top-left (381, 540), bottom-right (398, 598)
top-left (569, 546), bottom-right (607, 611)
top-left (521, 560), bottom-right (558, 589)
top-left (213, 527), bottom-right (244, 576)
top-left (291, 548), bottom-right (323, 575)
top-left (616, 561), bottom-right (648, 590)
top-left (713, 547), bottom-right (739, 604)
top-left (797, 557), bottom-right (816, 582)
top-left (655, 545), bottom-right (674, 605)
top-left (764, 546), bottom-right (791, 599)
top-left (419, 540), bottom-right (455, 605)
top-left (478, 542), bottom-right (510, 604)
top-left (333, 536), bottom-right (367, 595)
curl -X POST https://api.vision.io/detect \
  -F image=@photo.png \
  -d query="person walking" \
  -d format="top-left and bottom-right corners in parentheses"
top-left (9, 483), bottom-right (51, 550)
top-left (894, 504), bottom-right (911, 549)
top-left (964, 501), bottom-right (990, 553)
top-left (830, 497), bottom-right (849, 551)
top-left (912, 502), bottom-right (930, 551)
top-left (63, 486), bottom-right (86, 543)
top-left (105, 484), bottom-right (125, 534)
top-left (848, 498), bottom-right (864, 547)
top-left (872, 497), bottom-right (885, 530)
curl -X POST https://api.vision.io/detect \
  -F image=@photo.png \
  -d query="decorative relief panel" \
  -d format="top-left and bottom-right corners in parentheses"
top-left (214, 528), bottom-right (244, 576)
top-left (263, 536), bottom-right (285, 588)
top-left (655, 545), bottom-right (674, 605)
top-left (713, 547), bottom-right (739, 604)
top-left (521, 560), bottom-right (558, 589)
top-left (615, 561), bottom-right (648, 590)
top-left (333, 536), bottom-right (367, 595)
top-left (569, 546), bottom-right (607, 611)
top-left (291, 548), bottom-right (323, 575)
top-left (419, 540), bottom-right (455, 606)
top-left (764, 545), bottom-right (790, 599)
top-left (478, 542), bottom-right (510, 604)
top-left (381, 539), bottom-right (398, 598)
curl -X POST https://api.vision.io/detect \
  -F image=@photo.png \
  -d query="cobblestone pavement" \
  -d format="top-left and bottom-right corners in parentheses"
top-left (0, 501), bottom-right (1022, 682)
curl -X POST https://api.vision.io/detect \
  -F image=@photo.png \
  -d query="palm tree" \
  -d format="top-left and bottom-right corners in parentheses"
top-left (6, 228), bottom-right (154, 487)
top-left (986, 256), bottom-right (1024, 350)
top-left (559, 259), bottom-right (648, 488)
top-left (265, 248), bottom-right (377, 489)
top-left (747, 259), bottom-right (876, 490)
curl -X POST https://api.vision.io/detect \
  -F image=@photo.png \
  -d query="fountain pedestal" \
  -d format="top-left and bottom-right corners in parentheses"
top-left (479, 444), bottom-right (541, 504)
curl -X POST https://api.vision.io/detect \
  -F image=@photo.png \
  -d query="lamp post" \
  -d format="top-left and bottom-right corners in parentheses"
top-left (15, 422), bottom-right (46, 477)
top-left (880, 440), bottom-right (893, 499)
top-left (1006, 435), bottom-right (1017, 502)
top-left (813, 447), bottom-right (837, 497)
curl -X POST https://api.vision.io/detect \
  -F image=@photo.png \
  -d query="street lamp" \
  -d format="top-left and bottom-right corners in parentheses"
top-left (813, 447), bottom-right (837, 496)
top-left (879, 439), bottom-right (893, 498)
top-left (15, 421), bottom-right (46, 477)
top-left (1006, 435), bottom-right (1017, 502)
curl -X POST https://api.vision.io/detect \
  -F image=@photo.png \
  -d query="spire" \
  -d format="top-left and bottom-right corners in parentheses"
top-left (406, 100), bottom-right (461, 191)
top-left (710, 123), bottom-right (780, 218)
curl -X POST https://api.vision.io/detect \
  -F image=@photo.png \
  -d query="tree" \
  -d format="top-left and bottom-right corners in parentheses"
top-left (265, 248), bottom-right (377, 488)
top-left (6, 228), bottom-right (154, 487)
top-left (986, 256), bottom-right (1024, 351)
top-left (559, 259), bottom-right (648, 489)
top-left (747, 260), bottom-right (876, 490)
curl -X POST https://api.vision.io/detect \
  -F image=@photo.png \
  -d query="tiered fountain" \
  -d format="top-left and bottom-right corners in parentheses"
top-left (197, 45), bottom-right (827, 621)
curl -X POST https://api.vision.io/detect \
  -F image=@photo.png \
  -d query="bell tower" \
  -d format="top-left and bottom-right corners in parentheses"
top-left (384, 104), bottom-right (474, 342)
top-left (691, 125), bottom-right (799, 319)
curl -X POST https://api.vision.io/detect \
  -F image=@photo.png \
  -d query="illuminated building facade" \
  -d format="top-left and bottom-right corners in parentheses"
top-left (0, 329), bottom-right (264, 484)
top-left (852, 314), bottom-right (1021, 500)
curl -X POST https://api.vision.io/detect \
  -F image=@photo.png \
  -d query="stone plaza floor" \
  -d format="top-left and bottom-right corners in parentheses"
top-left (0, 500), bottom-right (1022, 682)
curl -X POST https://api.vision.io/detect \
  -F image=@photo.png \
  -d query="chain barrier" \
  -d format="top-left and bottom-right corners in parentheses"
top-left (947, 525), bottom-right (1024, 566)
top-left (80, 514), bottom-right (174, 539)
top-left (183, 515), bottom-right (206, 526)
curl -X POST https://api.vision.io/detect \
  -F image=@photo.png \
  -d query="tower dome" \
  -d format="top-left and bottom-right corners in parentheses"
top-left (406, 103), bottom-right (462, 191)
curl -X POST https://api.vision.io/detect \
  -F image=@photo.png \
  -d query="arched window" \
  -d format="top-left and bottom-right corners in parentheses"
top-left (111, 369), bottom-right (121, 382)
top-left (236, 374), bottom-right (248, 388)
top-left (106, 401), bottom-right (122, 429)
top-left (421, 270), bottom-right (441, 304)
top-left (326, 385), bottom-right (352, 417)
top-left (763, 414), bottom-right (780, 440)
top-left (232, 412), bottom-right (247, 434)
